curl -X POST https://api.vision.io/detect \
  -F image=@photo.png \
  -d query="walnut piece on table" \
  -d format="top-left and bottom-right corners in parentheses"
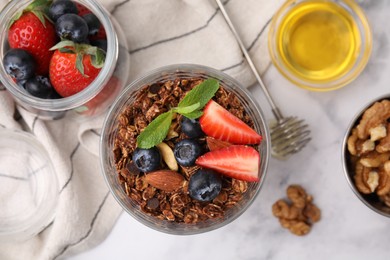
top-left (287, 185), bottom-right (307, 209)
top-left (279, 219), bottom-right (311, 236)
top-left (272, 199), bottom-right (300, 220)
top-left (272, 185), bottom-right (321, 236)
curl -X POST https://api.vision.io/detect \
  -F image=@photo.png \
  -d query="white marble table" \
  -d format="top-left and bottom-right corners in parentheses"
top-left (70, 1), bottom-right (390, 259)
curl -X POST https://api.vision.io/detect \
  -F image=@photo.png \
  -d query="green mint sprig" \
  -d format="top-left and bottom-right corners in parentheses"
top-left (136, 78), bottom-right (220, 149)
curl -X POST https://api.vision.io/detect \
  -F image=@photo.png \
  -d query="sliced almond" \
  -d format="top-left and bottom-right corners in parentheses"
top-left (157, 142), bottom-right (178, 171)
top-left (206, 136), bottom-right (231, 151)
top-left (145, 170), bottom-right (185, 192)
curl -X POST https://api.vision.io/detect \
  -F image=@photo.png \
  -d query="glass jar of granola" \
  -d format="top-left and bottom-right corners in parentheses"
top-left (100, 64), bottom-right (270, 234)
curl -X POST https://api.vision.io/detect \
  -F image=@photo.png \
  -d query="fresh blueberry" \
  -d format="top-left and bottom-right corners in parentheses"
top-left (181, 117), bottom-right (204, 138)
top-left (132, 147), bottom-right (161, 172)
top-left (56, 13), bottom-right (89, 43)
top-left (3, 49), bottom-right (36, 81)
top-left (24, 75), bottom-right (61, 99)
top-left (47, 90), bottom-right (62, 99)
top-left (49, 0), bottom-right (78, 22)
top-left (91, 39), bottom-right (107, 52)
top-left (173, 139), bottom-right (203, 166)
top-left (82, 13), bottom-right (101, 36)
top-left (16, 79), bottom-right (28, 88)
top-left (189, 169), bottom-right (222, 202)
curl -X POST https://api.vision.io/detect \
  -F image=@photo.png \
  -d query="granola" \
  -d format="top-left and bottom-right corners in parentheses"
top-left (113, 77), bottom-right (256, 223)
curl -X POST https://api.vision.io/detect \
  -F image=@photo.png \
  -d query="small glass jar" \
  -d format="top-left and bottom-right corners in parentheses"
top-left (268, 0), bottom-right (372, 91)
top-left (100, 64), bottom-right (270, 235)
top-left (0, 0), bottom-right (130, 120)
top-left (0, 129), bottom-right (58, 242)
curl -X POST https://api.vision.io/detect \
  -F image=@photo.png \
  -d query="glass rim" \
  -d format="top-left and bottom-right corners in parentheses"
top-left (0, 128), bottom-right (59, 241)
top-left (268, 0), bottom-right (373, 92)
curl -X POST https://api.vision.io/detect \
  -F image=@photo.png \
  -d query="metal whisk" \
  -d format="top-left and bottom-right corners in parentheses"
top-left (215, 0), bottom-right (311, 159)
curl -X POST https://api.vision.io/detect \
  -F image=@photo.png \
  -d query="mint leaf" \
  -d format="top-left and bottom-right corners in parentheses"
top-left (178, 79), bottom-right (219, 109)
top-left (137, 111), bottom-right (173, 149)
top-left (172, 102), bottom-right (200, 114)
top-left (180, 110), bottom-right (203, 119)
top-left (136, 78), bottom-right (220, 148)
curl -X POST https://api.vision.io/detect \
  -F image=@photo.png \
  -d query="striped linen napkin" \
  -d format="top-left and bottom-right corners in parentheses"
top-left (0, 0), bottom-right (280, 259)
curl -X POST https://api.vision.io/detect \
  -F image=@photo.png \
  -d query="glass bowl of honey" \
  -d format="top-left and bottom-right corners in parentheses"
top-left (268, 0), bottom-right (372, 91)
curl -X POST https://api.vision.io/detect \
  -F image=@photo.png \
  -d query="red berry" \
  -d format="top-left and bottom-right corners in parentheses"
top-left (196, 145), bottom-right (260, 182)
top-left (96, 26), bottom-right (106, 39)
top-left (199, 100), bottom-right (262, 144)
top-left (49, 49), bottom-right (101, 97)
top-left (8, 12), bottom-right (57, 75)
top-left (79, 76), bottom-right (122, 116)
top-left (89, 25), bottom-right (106, 41)
top-left (75, 2), bottom-right (92, 16)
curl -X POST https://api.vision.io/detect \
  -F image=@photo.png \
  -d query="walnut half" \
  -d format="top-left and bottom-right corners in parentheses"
top-left (356, 100), bottom-right (390, 140)
top-left (272, 185), bottom-right (321, 236)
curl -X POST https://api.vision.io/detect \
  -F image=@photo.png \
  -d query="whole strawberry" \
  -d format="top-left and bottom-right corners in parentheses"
top-left (8, 2), bottom-right (57, 75)
top-left (49, 41), bottom-right (105, 97)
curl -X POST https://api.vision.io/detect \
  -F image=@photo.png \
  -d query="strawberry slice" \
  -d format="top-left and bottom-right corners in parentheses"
top-left (199, 100), bottom-right (262, 144)
top-left (196, 145), bottom-right (260, 182)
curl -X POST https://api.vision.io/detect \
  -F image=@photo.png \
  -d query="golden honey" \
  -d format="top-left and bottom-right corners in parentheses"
top-left (275, 1), bottom-right (361, 83)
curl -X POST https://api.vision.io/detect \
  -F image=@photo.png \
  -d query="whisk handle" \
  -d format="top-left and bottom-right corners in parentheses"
top-left (215, 0), bottom-right (284, 120)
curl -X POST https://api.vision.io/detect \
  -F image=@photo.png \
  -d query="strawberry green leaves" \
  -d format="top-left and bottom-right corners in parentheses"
top-left (31, 10), bottom-right (48, 27)
top-left (10, 0), bottom-right (53, 28)
top-left (136, 79), bottom-right (220, 149)
top-left (50, 40), bottom-right (106, 76)
top-left (26, 0), bottom-right (52, 11)
top-left (49, 40), bottom-right (75, 50)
